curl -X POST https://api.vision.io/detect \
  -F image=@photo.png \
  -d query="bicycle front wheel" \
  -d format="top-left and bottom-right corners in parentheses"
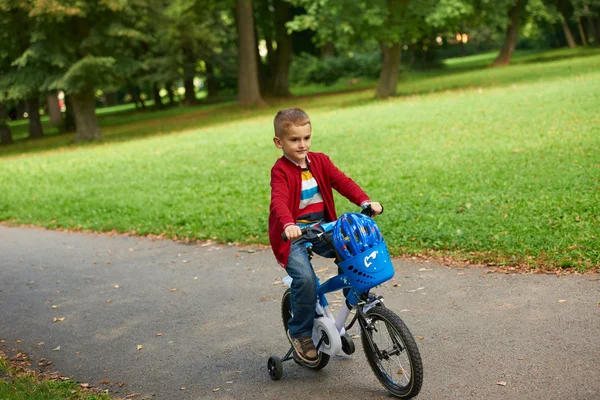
top-left (361, 307), bottom-right (423, 398)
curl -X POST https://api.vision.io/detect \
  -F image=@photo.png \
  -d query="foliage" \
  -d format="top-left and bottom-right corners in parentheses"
top-left (289, 52), bottom-right (381, 85)
top-left (0, 50), bottom-right (598, 270)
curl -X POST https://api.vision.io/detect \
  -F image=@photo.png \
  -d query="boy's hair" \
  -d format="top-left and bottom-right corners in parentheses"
top-left (274, 108), bottom-right (311, 138)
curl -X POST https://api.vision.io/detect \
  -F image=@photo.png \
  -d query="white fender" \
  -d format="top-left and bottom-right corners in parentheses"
top-left (312, 317), bottom-right (342, 356)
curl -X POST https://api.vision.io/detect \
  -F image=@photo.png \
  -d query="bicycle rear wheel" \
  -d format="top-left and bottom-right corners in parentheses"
top-left (360, 306), bottom-right (423, 398)
top-left (281, 288), bottom-right (330, 370)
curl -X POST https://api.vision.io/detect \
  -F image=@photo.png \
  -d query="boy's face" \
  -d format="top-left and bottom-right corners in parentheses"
top-left (273, 124), bottom-right (311, 166)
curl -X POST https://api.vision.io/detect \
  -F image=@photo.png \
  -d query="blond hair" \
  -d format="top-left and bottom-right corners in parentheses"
top-left (273, 108), bottom-right (311, 138)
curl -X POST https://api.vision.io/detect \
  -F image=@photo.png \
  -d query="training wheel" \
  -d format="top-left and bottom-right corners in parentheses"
top-left (341, 333), bottom-right (356, 355)
top-left (267, 356), bottom-right (283, 380)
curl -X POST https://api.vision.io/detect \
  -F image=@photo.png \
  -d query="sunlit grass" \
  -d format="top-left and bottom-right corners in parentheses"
top-left (1, 49), bottom-right (599, 270)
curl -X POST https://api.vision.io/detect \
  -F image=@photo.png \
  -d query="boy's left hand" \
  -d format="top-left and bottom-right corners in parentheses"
top-left (369, 202), bottom-right (383, 215)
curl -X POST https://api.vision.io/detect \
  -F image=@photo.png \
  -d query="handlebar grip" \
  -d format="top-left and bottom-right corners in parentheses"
top-left (361, 203), bottom-right (384, 217)
top-left (281, 227), bottom-right (308, 242)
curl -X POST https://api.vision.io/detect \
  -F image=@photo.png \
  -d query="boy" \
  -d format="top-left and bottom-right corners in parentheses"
top-left (268, 108), bottom-right (382, 363)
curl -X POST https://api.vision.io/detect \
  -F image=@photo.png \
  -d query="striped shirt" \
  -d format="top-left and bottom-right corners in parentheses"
top-left (297, 168), bottom-right (324, 225)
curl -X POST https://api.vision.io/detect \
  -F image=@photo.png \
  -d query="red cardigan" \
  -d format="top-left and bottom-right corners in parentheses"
top-left (268, 152), bottom-right (370, 268)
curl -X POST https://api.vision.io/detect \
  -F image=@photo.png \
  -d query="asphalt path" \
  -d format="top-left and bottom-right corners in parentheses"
top-left (1, 225), bottom-right (599, 400)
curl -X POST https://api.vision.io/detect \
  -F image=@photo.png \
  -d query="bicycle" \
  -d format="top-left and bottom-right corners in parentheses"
top-left (267, 205), bottom-right (424, 398)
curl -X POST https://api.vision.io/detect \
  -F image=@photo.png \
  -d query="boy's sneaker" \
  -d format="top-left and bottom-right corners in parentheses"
top-left (287, 330), bottom-right (318, 363)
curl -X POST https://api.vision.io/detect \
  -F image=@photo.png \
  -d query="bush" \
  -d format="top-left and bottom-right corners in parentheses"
top-left (290, 52), bottom-right (381, 86)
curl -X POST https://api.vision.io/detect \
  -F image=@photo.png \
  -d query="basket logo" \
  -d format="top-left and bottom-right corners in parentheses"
top-left (364, 250), bottom-right (379, 268)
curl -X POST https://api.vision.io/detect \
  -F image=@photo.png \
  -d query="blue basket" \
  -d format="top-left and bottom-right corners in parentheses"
top-left (337, 241), bottom-right (394, 293)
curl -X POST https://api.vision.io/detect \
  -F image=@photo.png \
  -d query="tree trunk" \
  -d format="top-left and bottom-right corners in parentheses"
top-left (105, 91), bottom-right (118, 107)
top-left (559, 12), bottom-right (577, 48)
top-left (376, 41), bottom-right (402, 98)
top-left (64, 95), bottom-right (76, 132)
top-left (166, 82), bottom-right (177, 106)
top-left (236, 0), bottom-right (265, 107)
top-left (182, 44), bottom-right (198, 106)
top-left (577, 19), bottom-right (588, 46)
top-left (26, 97), bottom-right (44, 139)
top-left (254, 23), bottom-right (269, 95)
top-left (136, 87), bottom-right (147, 110)
top-left (269, 0), bottom-right (293, 97)
top-left (584, 5), bottom-right (598, 43)
top-left (0, 104), bottom-right (13, 145)
top-left (493, 0), bottom-right (522, 67)
top-left (16, 100), bottom-right (26, 120)
top-left (47, 92), bottom-right (62, 126)
top-left (152, 83), bottom-right (163, 110)
top-left (205, 62), bottom-right (219, 98)
top-left (71, 88), bottom-right (101, 141)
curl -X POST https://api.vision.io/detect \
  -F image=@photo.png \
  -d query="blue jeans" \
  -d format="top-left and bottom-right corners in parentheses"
top-left (286, 235), bottom-right (337, 338)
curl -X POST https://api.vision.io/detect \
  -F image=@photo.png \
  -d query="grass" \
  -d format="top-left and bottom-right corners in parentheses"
top-left (0, 351), bottom-right (110, 400)
top-left (1, 48), bottom-right (599, 270)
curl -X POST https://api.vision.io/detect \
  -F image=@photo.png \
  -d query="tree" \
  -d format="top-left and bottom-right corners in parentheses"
top-left (0, 1), bottom-right (46, 139)
top-left (493, 0), bottom-right (527, 66)
top-left (7, 0), bottom-right (148, 142)
top-left (0, 104), bottom-right (12, 145)
top-left (255, 0), bottom-right (295, 97)
top-left (236, 0), bottom-right (265, 106)
top-left (288, 0), bottom-right (439, 98)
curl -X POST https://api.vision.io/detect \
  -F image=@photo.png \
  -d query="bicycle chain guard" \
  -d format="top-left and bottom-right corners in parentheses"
top-left (312, 317), bottom-right (342, 356)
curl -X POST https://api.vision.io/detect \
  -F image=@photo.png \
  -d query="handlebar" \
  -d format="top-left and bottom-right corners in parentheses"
top-left (281, 203), bottom-right (383, 242)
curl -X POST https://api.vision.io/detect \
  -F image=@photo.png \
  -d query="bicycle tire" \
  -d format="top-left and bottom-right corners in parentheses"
top-left (281, 288), bottom-right (330, 370)
top-left (360, 306), bottom-right (423, 398)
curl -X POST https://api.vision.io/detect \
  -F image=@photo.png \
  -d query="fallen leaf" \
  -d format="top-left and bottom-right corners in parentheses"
top-left (53, 346), bottom-right (61, 351)
top-left (182, 260), bottom-right (189, 263)
top-left (393, 283), bottom-right (400, 287)
top-left (38, 342), bottom-right (44, 345)
top-left (212, 388), bottom-right (220, 392)
top-left (100, 380), bottom-right (110, 384)
top-left (53, 317), bottom-right (65, 323)
top-left (396, 370), bottom-right (405, 375)
top-left (125, 394), bottom-right (140, 398)
top-left (496, 381), bottom-right (507, 386)
top-left (51, 305), bottom-right (58, 309)
top-left (136, 345), bottom-right (143, 350)
top-left (170, 288), bottom-right (177, 292)
top-left (416, 336), bottom-right (424, 340)
top-left (180, 387), bottom-right (186, 390)
top-left (106, 299), bottom-right (112, 303)
top-left (80, 383), bottom-right (90, 388)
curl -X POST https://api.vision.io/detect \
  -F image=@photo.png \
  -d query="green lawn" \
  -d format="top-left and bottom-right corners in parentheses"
top-left (1, 49), bottom-right (599, 270)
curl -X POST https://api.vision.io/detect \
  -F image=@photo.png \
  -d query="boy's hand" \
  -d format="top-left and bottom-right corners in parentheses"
top-left (284, 225), bottom-right (302, 241)
top-left (369, 202), bottom-right (383, 215)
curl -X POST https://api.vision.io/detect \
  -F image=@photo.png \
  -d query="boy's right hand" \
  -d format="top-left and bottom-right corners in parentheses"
top-left (284, 225), bottom-right (302, 241)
